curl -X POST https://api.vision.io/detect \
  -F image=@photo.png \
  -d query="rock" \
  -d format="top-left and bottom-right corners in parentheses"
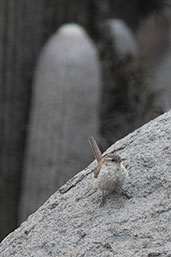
top-left (19, 23), bottom-right (101, 222)
top-left (1, 110), bottom-right (171, 256)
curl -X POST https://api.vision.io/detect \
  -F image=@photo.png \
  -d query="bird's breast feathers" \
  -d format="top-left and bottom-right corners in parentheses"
top-left (94, 162), bottom-right (128, 192)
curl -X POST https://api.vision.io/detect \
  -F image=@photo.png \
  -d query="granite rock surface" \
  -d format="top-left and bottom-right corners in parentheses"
top-left (1, 110), bottom-right (171, 257)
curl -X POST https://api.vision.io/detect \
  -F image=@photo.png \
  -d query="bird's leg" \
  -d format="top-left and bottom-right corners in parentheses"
top-left (99, 190), bottom-right (106, 207)
top-left (119, 187), bottom-right (132, 199)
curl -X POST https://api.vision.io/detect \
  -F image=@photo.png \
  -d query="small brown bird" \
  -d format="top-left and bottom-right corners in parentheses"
top-left (89, 136), bottom-right (130, 206)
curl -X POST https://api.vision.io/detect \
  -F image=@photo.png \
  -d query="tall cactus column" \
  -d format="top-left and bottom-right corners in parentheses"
top-left (19, 24), bottom-right (101, 222)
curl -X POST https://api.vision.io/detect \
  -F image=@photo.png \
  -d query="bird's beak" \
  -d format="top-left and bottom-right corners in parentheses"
top-left (120, 158), bottom-right (126, 162)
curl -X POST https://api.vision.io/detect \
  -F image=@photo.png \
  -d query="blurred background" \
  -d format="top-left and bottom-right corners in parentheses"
top-left (0, 0), bottom-right (171, 241)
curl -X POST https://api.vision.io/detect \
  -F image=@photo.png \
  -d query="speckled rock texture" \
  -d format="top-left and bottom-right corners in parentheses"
top-left (1, 110), bottom-right (171, 257)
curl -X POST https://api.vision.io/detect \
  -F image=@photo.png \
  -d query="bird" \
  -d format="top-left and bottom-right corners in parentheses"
top-left (89, 136), bottom-right (130, 206)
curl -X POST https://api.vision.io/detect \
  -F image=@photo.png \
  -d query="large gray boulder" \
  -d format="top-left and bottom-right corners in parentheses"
top-left (1, 110), bottom-right (171, 257)
top-left (19, 24), bottom-right (101, 222)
